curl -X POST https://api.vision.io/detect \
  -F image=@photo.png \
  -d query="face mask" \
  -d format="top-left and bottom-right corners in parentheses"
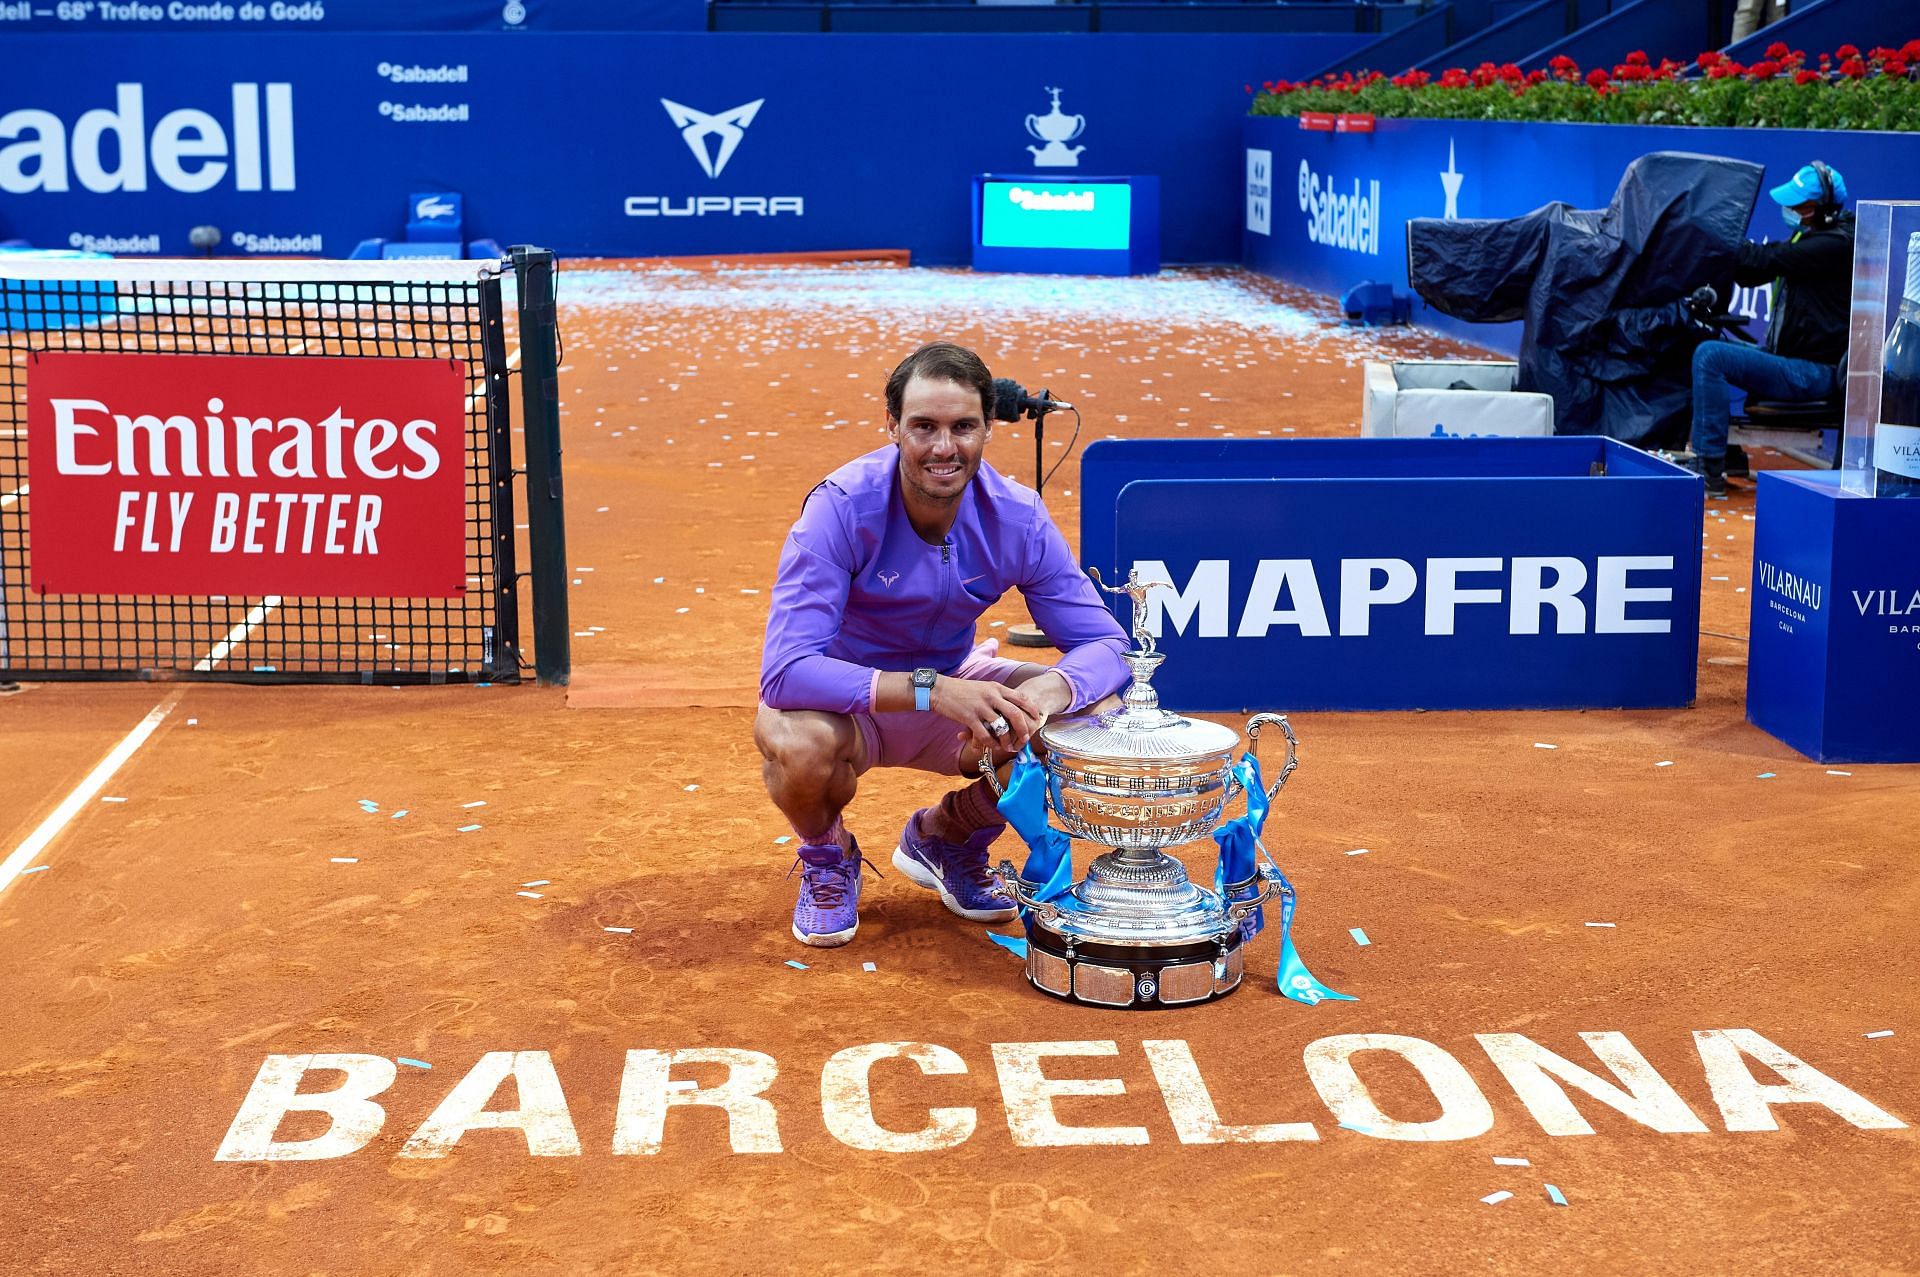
top-left (1781, 204), bottom-right (1805, 230)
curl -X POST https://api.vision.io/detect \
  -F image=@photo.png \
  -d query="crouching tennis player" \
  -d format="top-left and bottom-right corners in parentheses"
top-left (756, 342), bottom-right (1131, 947)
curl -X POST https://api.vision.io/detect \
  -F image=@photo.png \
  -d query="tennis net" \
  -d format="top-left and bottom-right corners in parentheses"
top-left (0, 255), bottom-right (553, 685)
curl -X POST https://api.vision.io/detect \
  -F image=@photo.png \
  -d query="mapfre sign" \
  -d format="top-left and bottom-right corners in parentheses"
top-left (27, 352), bottom-right (467, 597)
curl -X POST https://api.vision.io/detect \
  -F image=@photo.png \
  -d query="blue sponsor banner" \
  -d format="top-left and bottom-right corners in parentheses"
top-left (0, 32), bottom-right (1360, 262)
top-left (1081, 437), bottom-right (1701, 711)
top-left (1240, 116), bottom-right (1920, 353)
top-left (2, 0), bottom-right (704, 33)
top-left (1746, 472), bottom-right (1920, 763)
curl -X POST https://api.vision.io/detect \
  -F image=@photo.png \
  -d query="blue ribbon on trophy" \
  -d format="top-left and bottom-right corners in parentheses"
top-left (995, 742), bottom-right (1351, 1004)
top-left (1211, 753), bottom-right (1354, 1006)
top-left (988, 745), bottom-right (1074, 959)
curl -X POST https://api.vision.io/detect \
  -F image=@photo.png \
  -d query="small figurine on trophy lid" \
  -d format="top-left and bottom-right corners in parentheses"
top-left (983, 565), bottom-right (1352, 1010)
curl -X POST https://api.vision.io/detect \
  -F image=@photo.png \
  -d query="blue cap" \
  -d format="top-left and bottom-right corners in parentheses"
top-left (1769, 163), bottom-right (1847, 208)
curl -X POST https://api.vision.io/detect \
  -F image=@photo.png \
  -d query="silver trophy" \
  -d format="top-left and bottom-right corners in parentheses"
top-left (985, 567), bottom-right (1298, 1009)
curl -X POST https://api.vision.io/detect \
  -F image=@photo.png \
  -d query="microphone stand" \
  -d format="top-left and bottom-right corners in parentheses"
top-left (1006, 403), bottom-right (1055, 650)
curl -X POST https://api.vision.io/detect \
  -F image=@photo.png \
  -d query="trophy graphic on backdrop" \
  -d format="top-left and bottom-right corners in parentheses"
top-left (984, 566), bottom-right (1352, 1010)
top-left (1024, 87), bottom-right (1086, 168)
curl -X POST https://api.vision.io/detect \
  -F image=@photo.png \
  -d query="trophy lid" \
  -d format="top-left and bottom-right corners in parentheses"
top-left (1039, 695), bottom-right (1241, 764)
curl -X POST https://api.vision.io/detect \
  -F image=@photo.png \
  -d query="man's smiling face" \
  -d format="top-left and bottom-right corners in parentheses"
top-left (888, 374), bottom-right (991, 506)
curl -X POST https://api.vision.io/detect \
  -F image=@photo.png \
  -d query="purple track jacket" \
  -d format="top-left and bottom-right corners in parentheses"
top-left (760, 446), bottom-right (1130, 715)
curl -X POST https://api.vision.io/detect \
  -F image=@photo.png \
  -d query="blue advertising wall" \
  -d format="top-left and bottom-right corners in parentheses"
top-left (1241, 115), bottom-right (1920, 353)
top-left (6, 1), bottom-right (706, 33)
top-left (0, 32), bottom-right (1364, 262)
top-left (1080, 437), bottom-right (1702, 711)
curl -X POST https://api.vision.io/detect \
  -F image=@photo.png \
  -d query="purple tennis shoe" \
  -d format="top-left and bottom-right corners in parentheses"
top-left (892, 809), bottom-right (1017, 923)
top-left (789, 835), bottom-right (874, 947)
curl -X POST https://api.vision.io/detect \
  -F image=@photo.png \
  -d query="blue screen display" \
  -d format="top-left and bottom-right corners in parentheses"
top-left (979, 182), bottom-right (1132, 251)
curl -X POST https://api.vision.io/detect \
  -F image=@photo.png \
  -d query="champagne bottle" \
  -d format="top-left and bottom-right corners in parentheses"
top-left (1876, 231), bottom-right (1920, 497)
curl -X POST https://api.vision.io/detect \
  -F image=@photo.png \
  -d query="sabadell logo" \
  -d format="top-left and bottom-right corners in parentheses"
top-left (0, 83), bottom-right (296, 194)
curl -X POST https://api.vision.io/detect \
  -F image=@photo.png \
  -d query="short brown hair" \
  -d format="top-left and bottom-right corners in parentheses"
top-left (885, 342), bottom-right (994, 424)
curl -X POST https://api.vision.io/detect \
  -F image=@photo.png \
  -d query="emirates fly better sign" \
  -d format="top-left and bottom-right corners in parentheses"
top-left (27, 352), bottom-right (467, 597)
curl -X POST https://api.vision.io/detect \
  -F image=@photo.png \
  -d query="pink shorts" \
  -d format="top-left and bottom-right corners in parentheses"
top-left (852, 639), bottom-right (1030, 777)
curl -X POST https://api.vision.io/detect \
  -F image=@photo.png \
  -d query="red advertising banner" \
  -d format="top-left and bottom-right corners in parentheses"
top-left (27, 352), bottom-right (468, 597)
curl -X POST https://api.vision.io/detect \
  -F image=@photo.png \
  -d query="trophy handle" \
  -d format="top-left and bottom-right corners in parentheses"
top-left (1223, 867), bottom-right (1282, 925)
top-left (1065, 115), bottom-right (1086, 141)
top-left (1244, 712), bottom-right (1299, 802)
top-left (993, 860), bottom-right (1063, 924)
top-left (1024, 114), bottom-right (1043, 139)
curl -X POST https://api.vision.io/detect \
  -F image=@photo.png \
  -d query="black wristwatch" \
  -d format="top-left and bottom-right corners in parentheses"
top-left (912, 667), bottom-right (937, 712)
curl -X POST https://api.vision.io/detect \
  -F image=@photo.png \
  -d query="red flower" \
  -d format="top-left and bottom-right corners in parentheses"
top-left (1836, 44), bottom-right (1860, 59)
top-left (1697, 51), bottom-right (1722, 68)
top-left (1626, 50), bottom-right (1650, 66)
top-left (1549, 54), bottom-right (1576, 70)
top-left (1707, 63), bottom-right (1737, 79)
top-left (1526, 68), bottom-right (1548, 84)
top-left (1887, 58), bottom-right (1910, 78)
top-left (1904, 39), bottom-right (1920, 61)
top-left (1869, 47), bottom-right (1898, 62)
top-left (1748, 59), bottom-right (1781, 80)
top-left (1819, 54), bottom-right (1832, 68)
top-left (1793, 69), bottom-right (1819, 85)
top-left (1765, 41), bottom-right (1790, 60)
top-left (1585, 67), bottom-right (1610, 88)
top-left (1840, 56), bottom-right (1868, 79)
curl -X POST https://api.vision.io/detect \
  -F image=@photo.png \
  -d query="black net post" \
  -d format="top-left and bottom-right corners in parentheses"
top-left (510, 246), bottom-right (571, 687)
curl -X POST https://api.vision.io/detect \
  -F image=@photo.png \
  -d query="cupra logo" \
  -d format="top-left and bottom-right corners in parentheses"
top-left (659, 98), bottom-right (765, 179)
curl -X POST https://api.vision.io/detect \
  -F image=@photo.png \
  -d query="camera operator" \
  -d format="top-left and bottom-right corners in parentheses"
top-left (1681, 162), bottom-right (1855, 495)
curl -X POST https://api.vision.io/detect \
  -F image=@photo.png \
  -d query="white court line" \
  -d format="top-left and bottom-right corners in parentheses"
top-left (0, 696), bottom-right (181, 894)
top-left (0, 483), bottom-right (24, 508)
top-left (193, 597), bottom-right (284, 672)
top-left (2, 343), bottom-right (518, 896)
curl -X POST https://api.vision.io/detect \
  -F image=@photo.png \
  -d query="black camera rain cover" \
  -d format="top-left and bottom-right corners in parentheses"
top-left (1407, 151), bottom-right (1764, 443)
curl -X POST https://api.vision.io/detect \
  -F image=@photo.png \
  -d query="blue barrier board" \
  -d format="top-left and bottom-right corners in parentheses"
top-left (1080, 437), bottom-right (1701, 711)
top-left (1746, 472), bottom-right (1920, 764)
top-left (1241, 117), bottom-right (1920, 355)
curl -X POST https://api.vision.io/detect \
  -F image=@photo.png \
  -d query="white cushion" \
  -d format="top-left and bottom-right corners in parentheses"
top-left (1361, 360), bottom-right (1552, 439)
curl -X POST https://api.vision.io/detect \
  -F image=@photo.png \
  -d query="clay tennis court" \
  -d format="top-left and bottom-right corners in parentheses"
top-left (2, 260), bottom-right (1916, 1275)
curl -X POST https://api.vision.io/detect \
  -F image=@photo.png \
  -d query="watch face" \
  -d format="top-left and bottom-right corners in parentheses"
top-left (913, 668), bottom-right (936, 689)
